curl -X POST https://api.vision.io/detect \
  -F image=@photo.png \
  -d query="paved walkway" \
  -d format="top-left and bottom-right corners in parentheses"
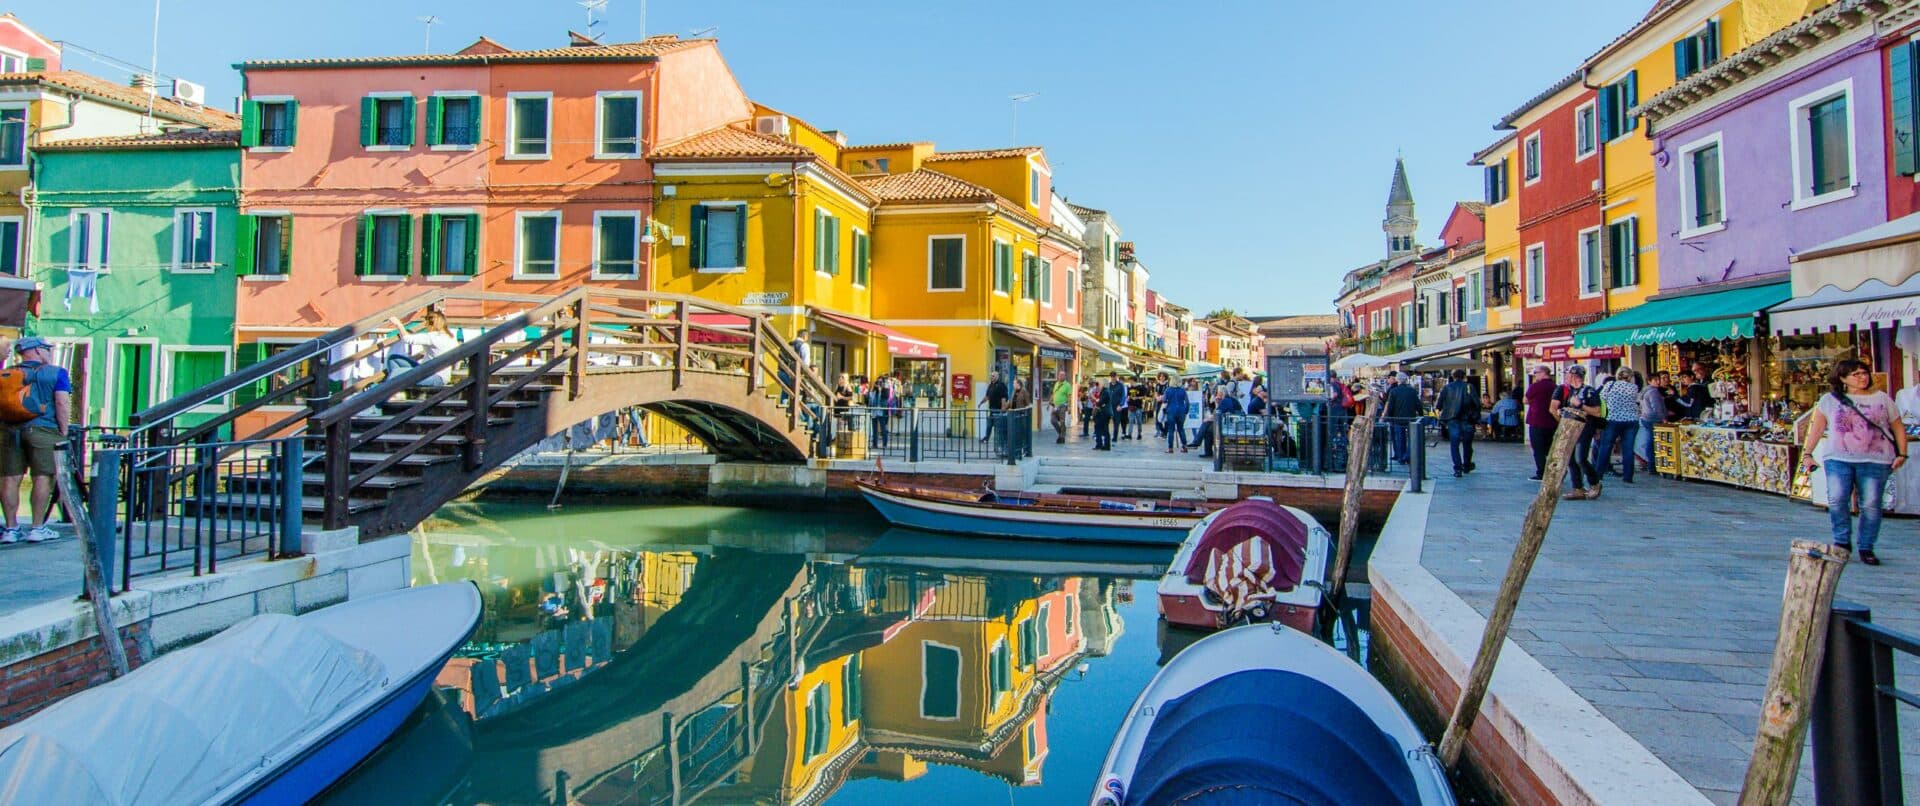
top-left (1420, 441), bottom-right (1917, 803)
top-left (0, 523), bottom-right (82, 619)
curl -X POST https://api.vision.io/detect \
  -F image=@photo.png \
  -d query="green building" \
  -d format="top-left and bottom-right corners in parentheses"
top-left (29, 129), bottom-right (240, 428)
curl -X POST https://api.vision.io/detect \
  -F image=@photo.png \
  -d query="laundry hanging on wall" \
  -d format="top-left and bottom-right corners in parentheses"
top-left (64, 269), bottom-right (98, 314)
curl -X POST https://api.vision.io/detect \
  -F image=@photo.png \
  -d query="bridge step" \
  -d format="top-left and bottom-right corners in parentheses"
top-left (346, 452), bottom-right (457, 467)
top-left (349, 414), bottom-right (514, 431)
top-left (296, 472), bottom-right (422, 490)
top-left (300, 495), bottom-right (387, 516)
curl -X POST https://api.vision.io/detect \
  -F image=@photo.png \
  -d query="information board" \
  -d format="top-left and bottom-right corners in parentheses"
top-left (1266, 354), bottom-right (1331, 403)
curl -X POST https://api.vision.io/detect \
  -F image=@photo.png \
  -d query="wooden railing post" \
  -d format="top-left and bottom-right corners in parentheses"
top-left (569, 294), bottom-right (589, 401)
top-left (674, 301), bottom-right (689, 391)
top-left (303, 351), bottom-right (332, 411)
top-left (464, 348), bottom-right (490, 472)
top-left (322, 417), bottom-right (351, 530)
top-left (747, 322), bottom-right (761, 394)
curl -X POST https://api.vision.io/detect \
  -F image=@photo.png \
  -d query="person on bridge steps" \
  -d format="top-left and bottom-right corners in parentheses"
top-left (1550, 366), bottom-right (1605, 500)
top-left (0, 337), bottom-right (73, 545)
top-left (1436, 369), bottom-right (1479, 478)
top-left (1801, 359), bottom-right (1907, 566)
top-left (384, 309), bottom-right (460, 387)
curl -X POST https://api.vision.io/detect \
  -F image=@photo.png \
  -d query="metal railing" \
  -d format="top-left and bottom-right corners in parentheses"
top-left (1812, 600), bottom-right (1917, 805)
top-left (816, 405), bottom-right (1033, 465)
top-left (87, 436), bottom-right (302, 592)
top-left (1189, 409), bottom-right (1427, 489)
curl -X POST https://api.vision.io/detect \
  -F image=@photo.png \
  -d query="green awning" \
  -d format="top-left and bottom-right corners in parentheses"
top-left (1573, 282), bottom-right (1791, 349)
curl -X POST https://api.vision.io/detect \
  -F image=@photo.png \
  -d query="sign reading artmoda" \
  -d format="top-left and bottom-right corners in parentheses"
top-left (1771, 293), bottom-right (1920, 335)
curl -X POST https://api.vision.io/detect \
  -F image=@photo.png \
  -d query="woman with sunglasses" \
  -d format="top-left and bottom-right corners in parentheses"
top-left (1802, 360), bottom-right (1908, 565)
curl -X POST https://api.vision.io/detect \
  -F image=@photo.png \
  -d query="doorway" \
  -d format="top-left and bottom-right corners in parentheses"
top-left (111, 342), bottom-right (154, 427)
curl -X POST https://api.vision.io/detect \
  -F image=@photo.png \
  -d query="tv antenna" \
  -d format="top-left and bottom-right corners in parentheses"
top-left (578, 0), bottom-right (608, 39)
top-left (688, 25), bottom-right (717, 38)
top-left (417, 15), bottom-right (441, 54)
top-left (1009, 92), bottom-right (1038, 145)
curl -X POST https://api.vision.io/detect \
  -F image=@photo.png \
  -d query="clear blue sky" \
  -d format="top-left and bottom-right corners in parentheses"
top-left (32, 0), bottom-right (1652, 317)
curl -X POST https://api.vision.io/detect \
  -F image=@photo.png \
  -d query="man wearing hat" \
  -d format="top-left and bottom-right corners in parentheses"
top-left (0, 336), bottom-right (72, 544)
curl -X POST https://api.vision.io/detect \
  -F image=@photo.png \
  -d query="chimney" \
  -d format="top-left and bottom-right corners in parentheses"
top-left (567, 30), bottom-right (600, 47)
top-left (821, 129), bottom-right (849, 147)
top-left (130, 73), bottom-right (157, 95)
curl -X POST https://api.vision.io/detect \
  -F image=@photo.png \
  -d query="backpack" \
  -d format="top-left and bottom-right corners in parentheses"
top-left (0, 364), bottom-right (52, 425)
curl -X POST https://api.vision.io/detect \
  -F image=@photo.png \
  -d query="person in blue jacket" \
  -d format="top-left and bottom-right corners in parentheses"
top-left (1161, 378), bottom-right (1191, 453)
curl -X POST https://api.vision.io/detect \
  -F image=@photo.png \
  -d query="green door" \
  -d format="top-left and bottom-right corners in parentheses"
top-left (112, 344), bottom-right (153, 428)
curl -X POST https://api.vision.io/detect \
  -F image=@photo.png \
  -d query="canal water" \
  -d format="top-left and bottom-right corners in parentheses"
top-left (323, 501), bottom-right (1377, 805)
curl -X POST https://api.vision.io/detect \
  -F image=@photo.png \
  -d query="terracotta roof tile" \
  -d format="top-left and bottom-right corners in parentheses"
top-left (860, 169), bottom-right (1042, 228)
top-left (0, 71), bottom-right (237, 129)
top-left (240, 36), bottom-right (707, 70)
top-left (651, 125), bottom-right (813, 160)
top-left (1066, 202), bottom-right (1106, 217)
top-left (37, 128), bottom-right (239, 151)
top-left (925, 146), bottom-right (1042, 162)
top-left (841, 141), bottom-right (931, 153)
top-left (1459, 201), bottom-right (1487, 216)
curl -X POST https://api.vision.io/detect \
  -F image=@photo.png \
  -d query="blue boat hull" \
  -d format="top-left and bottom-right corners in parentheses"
top-left (861, 489), bottom-right (1191, 545)
top-left (234, 654), bottom-right (450, 806)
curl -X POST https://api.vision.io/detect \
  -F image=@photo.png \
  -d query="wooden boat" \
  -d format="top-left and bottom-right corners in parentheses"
top-left (1157, 498), bottom-right (1330, 634)
top-left (1092, 623), bottom-right (1454, 806)
top-left (0, 582), bottom-right (481, 805)
top-left (855, 479), bottom-right (1221, 545)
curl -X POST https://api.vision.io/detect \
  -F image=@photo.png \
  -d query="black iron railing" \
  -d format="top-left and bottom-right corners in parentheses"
top-left (1194, 410), bottom-right (1427, 489)
top-left (817, 405), bottom-right (1033, 465)
top-left (87, 437), bottom-right (302, 592)
top-left (1812, 600), bottom-right (1917, 805)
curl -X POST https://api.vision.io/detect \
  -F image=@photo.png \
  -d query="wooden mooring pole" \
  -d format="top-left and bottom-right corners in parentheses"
top-left (1326, 414), bottom-right (1376, 604)
top-left (1737, 540), bottom-right (1849, 806)
top-left (1437, 416), bottom-right (1584, 767)
top-left (55, 451), bottom-right (130, 679)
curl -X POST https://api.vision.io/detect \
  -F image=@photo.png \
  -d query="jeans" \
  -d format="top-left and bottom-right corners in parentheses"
top-left (1566, 426), bottom-right (1602, 489)
top-left (982, 409), bottom-right (1005, 444)
top-left (1825, 460), bottom-right (1891, 550)
top-left (1595, 420), bottom-right (1640, 482)
top-left (1389, 421), bottom-right (1410, 463)
top-left (1445, 420), bottom-right (1475, 472)
top-left (1192, 421), bottom-right (1215, 455)
top-left (1165, 408), bottom-right (1189, 451)
top-left (871, 415), bottom-right (889, 450)
top-left (1093, 411), bottom-right (1111, 448)
top-left (1634, 418), bottom-right (1659, 465)
top-left (1528, 425), bottom-right (1554, 477)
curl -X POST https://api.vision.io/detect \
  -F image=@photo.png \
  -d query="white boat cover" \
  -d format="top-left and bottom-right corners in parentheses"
top-left (0, 614), bottom-right (386, 805)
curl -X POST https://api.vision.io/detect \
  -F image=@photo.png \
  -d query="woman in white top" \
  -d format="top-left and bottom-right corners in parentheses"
top-left (386, 309), bottom-right (461, 387)
top-left (1801, 359), bottom-right (1908, 565)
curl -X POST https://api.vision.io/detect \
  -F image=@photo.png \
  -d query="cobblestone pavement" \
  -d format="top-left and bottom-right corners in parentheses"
top-left (1420, 439), bottom-right (1917, 804)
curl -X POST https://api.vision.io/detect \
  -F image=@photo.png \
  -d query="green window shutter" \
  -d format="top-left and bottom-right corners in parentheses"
top-left (1704, 20), bottom-right (1719, 63)
top-left (240, 101), bottom-right (260, 148)
top-left (469, 96), bottom-right (482, 145)
top-left (1896, 44), bottom-right (1918, 177)
top-left (689, 205), bottom-right (709, 269)
top-left (1597, 85), bottom-right (1615, 142)
top-left (285, 100), bottom-right (299, 146)
top-left (813, 209), bottom-right (826, 271)
top-left (1673, 39), bottom-right (1691, 80)
top-left (355, 214), bottom-right (372, 275)
top-left (398, 215), bottom-right (414, 275)
top-left (400, 96), bottom-right (417, 146)
top-left (421, 214), bottom-right (440, 276)
top-left (830, 217), bottom-right (841, 275)
top-left (464, 214), bottom-right (480, 275)
top-left (233, 215), bottom-right (257, 276)
top-left (23, 58), bottom-right (44, 72)
top-left (425, 97), bottom-right (443, 147)
top-left (283, 215), bottom-right (295, 274)
top-left (733, 210), bottom-right (747, 269)
top-left (360, 97), bottom-right (378, 146)
top-left (1624, 71), bottom-right (1639, 133)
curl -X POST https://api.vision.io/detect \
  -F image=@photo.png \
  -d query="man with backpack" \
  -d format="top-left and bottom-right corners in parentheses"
top-left (0, 337), bottom-right (73, 544)
top-left (1436, 369), bottom-right (1481, 478)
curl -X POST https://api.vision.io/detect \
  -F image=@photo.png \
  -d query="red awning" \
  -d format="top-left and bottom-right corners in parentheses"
top-left (687, 312), bottom-right (751, 345)
top-left (812, 311), bottom-right (939, 358)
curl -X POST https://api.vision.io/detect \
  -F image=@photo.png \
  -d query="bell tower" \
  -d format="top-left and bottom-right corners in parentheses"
top-left (1383, 157), bottom-right (1418, 258)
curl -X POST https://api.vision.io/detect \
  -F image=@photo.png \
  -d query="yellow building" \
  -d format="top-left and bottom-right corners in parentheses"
top-left (842, 145), bottom-right (1066, 409)
top-left (1584, 0), bottom-right (1829, 311)
top-left (1472, 132), bottom-right (1522, 330)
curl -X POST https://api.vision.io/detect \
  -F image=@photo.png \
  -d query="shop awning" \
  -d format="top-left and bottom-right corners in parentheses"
top-left (1042, 324), bottom-right (1126, 364)
top-left (812, 310), bottom-right (939, 358)
top-left (686, 312), bottom-right (752, 345)
top-left (993, 323), bottom-right (1075, 360)
top-left (1789, 211), bottom-right (1920, 296)
top-left (1769, 273), bottom-right (1920, 335)
top-left (1379, 330), bottom-right (1517, 364)
top-left (1184, 360), bottom-right (1225, 377)
top-left (1572, 282), bottom-right (1790, 349)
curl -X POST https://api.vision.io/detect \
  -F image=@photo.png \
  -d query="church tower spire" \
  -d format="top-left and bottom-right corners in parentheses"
top-left (1383, 157), bottom-right (1418, 258)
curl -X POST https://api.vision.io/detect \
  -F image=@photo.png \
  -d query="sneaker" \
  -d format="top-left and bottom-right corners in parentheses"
top-left (23, 526), bottom-right (54, 543)
top-left (1562, 489), bottom-right (1587, 501)
top-left (1860, 549), bottom-right (1880, 566)
top-left (0, 529), bottom-right (18, 544)
top-left (1586, 483), bottom-right (1603, 500)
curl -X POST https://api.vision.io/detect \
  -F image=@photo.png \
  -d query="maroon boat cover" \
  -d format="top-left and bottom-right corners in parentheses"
top-left (1182, 500), bottom-right (1307, 591)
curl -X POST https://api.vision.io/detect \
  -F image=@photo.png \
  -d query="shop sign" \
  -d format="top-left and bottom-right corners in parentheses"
top-left (951, 373), bottom-right (972, 400)
top-left (1582, 346), bottom-right (1623, 359)
top-left (1266, 354), bottom-right (1332, 403)
top-left (1038, 346), bottom-right (1075, 360)
top-left (1624, 326), bottom-right (1679, 345)
top-left (742, 292), bottom-right (788, 306)
top-left (1538, 345), bottom-right (1572, 361)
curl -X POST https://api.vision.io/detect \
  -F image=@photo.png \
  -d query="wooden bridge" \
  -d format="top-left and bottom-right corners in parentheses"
top-left (127, 289), bottom-right (833, 539)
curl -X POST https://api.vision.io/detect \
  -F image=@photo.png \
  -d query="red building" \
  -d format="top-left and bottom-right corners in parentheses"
top-left (1504, 73), bottom-right (1613, 372)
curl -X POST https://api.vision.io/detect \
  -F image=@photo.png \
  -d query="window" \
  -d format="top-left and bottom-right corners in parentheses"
top-left (1468, 271), bottom-right (1483, 312)
top-left (1522, 133), bottom-right (1542, 183)
top-left (357, 212), bottom-right (412, 276)
top-left (920, 642), bottom-right (961, 719)
top-left (596, 91), bottom-right (643, 157)
top-left (1893, 42), bottom-right (1920, 177)
top-left (803, 684), bottom-right (829, 762)
top-left (1104, 232), bottom-right (1113, 263)
top-left (1415, 297), bottom-right (1428, 329)
top-left (242, 98), bottom-right (300, 150)
top-left (1454, 286), bottom-right (1467, 321)
top-left (237, 214), bottom-right (292, 277)
top-left (1578, 227), bottom-right (1601, 296)
top-left (0, 52), bottom-right (21, 73)
top-left (989, 639), bottom-right (1010, 698)
top-left (1022, 253), bottom-right (1040, 301)
top-left (813, 209), bottom-right (841, 275)
top-left (361, 95), bottom-right (414, 148)
top-left (424, 213), bottom-right (480, 277)
top-left (426, 94), bottom-right (480, 147)
top-left (0, 217), bottom-right (17, 275)
top-left (1675, 21), bottom-right (1720, 80)
top-left (589, 213), bottom-right (639, 279)
top-left (1435, 290), bottom-right (1449, 324)
top-left (508, 93), bottom-right (551, 158)
top-left (1041, 258), bottom-right (1054, 305)
top-left (993, 240), bottom-right (1013, 294)
top-left (852, 229), bottom-right (869, 286)
top-left (691, 203), bottom-right (745, 271)
top-left (840, 655), bottom-right (862, 726)
top-left (1680, 135), bottom-right (1725, 234)
top-left (0, 107), bottom-right (24, 166)
top-left (1065, 266), bottom-right (1076, 311)
top-left (167, 349), bottom-right (227, 399)
top-left (1483, 157), bottom-right (1510, 204)
top-left (1029, 170), bottom-right (1040, 205)
top-left (1608, 218), bottom-right (1639, 289)
top-left (69, 210), bottom-right (110, 272)
top-left (514, 212), bottom-right (559, 278)
top-left (1037, 603), bottom-right (1051, 657)
top-left (172, 209), bottom-right (215, 271)
top-left (1791, 81), bottom-right (1855, 208)
top-left (1575, 102), bottom-right (1597, 158)
top-left (1598, 72), bottom-right (1640, 142)
top-left (1525, 246), bottom-right (1545, 305)
top-left (1017, 617), bottom-right (1037, 668)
